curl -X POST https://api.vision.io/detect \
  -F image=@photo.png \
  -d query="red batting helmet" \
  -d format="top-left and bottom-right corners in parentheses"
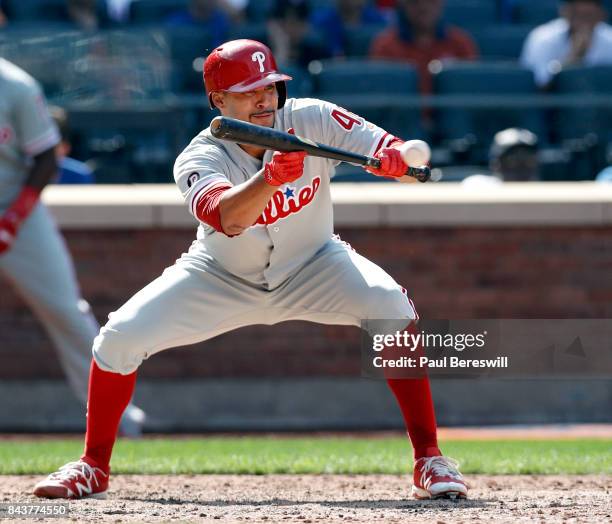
top-left (204, 39), bottom-right (292, 109)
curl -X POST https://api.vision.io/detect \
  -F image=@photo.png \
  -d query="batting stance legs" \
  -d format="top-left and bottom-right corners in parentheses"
top-left (28, 37), bottom-right (466, 500)
top-left (33, 237), bottom-right (464, 499)
top-left (93, 236), bottom-right (418, 376)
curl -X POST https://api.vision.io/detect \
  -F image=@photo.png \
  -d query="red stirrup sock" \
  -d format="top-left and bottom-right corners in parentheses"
top-left (82, 360), bottom-right (137, 470)
top-left (385, 322), bottom-right (441, 459)
top-left (386, 376), bottom-right (441, 459)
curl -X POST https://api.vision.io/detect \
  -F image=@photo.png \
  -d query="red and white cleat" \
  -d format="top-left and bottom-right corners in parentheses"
top-left (33, 458), bottom-right (109, 500)
top-left (412, 456), bottom-right (468, 500)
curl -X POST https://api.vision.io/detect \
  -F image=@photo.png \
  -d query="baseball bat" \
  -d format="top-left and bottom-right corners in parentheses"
top-left (210, 116), bottom-right (431, 183)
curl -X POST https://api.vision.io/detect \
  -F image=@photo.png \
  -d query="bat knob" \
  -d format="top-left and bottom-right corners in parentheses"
top-left (210, 117), bottom-right (222, 134)
top-left (413, 165), bottom-right (431, 183)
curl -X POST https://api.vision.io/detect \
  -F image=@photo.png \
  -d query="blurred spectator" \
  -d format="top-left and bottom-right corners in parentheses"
top-left (65, 0), bottom-right (111, 30)
top-left (310, 0), bottom-right (388, 57)
top-left (520, 0), bottom-right (612, 88)
top-left (0, 2), bottom-right (6, 27)
top-left (221, 0), bottom-right (249, 23)
top-left (369, 0), bottom-right (479, 93)
top-left (166, 0), bottom-right (231, 48)
top-left (49, 106), bottom-right (95, 185)
top-left (375, 0), bottom-right (397, 22)
top-left (267, 0), bottom-right (331, 67)
top-left (462, 128), bottom-right (540, 186)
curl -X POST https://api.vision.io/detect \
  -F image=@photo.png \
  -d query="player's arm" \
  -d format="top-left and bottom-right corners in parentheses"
top-left (0, 148), bottom-right (58, 255)
top-left (187, 137), bottom-right (306, 237)
top-left (0, 82), bottom-right (60, 255)
top-left (219, 136), bottom-right (306, 235)
top-left (218, 173), bottom-right (277, 236)
top-left (318, 102), bottom-right (430, 183)
top-left (24, 147), bottom-right (59, 190)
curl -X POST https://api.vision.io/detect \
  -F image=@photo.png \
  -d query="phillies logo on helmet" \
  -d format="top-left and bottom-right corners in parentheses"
top-left (251, 51), bottom-right (266, 73)
top-left (203, 39), bottom-right (292, 109)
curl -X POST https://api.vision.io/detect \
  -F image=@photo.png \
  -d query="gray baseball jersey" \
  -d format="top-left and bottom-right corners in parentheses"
top-left (173, 97), bottom-right (396, 290)
top-left (0, 58), bottom-right (142, 429)
top-left (0, 57), bottom-right (60, 208)
top-left (93, 97), bottom-right (416, 375)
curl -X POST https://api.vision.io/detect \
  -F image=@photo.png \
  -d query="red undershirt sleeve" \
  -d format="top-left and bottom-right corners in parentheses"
top-left (193, 183), bottom-right (233, 235)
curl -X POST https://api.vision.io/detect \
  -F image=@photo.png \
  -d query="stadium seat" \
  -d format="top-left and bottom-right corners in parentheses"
top-left (129, 0), bottom-right (188, 25)
top-left (68, 107), bottom-right (191, 183)
top-left (4, 0), bottom-right (110, 25)
top-left (432, 62), bottom-right (545, 162)
top-left (166, 27), bottom-right (211, 93)
top-left (551, 65), bottom-right (612, 179)
top-left (472, 25), bottom-right (533, 61)
top-left (308, 0), bottom-right (331, 11)
top-left (344, 25), bottom-right (386, 58)
top-left (552, 65), bottom-right (612, 142)
top-left (514, 0), bottom-right (558, 25)
top-left (311, 59), bottom-right (424, 140)
top-left (282, 64), bottom-right (313, 98)
top-left (444, 0), bottom-right (497, 31)
top-left (4, 0), bottom-right (70, 22)
top-left (245, 0), bottom-right (275, 23)
top-left (0, 29), bottom-right (86, 99)
top-left (312, 59), bottom-right (418, 96)
top-left (227, 23), bottom-right (269, 47)
top-left (0, 28), bottom-right (173, 101)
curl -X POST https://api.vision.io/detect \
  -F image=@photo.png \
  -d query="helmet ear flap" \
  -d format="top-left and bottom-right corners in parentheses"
top-left (276, 81), bottom-right (287, 108)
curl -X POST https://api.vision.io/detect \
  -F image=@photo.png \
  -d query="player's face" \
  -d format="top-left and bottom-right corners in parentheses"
top-left (402, 0), bottom-right (444, 31)
top-left (562, 1), bottom-right (605, 33)
top-left (215, 85), bottom-right (279, 127)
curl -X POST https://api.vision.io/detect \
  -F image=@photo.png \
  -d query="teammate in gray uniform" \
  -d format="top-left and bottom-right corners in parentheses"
top-left (34, 40), bottom-right (468, 501)
top-left (0, 57), bottom-right (145, 436)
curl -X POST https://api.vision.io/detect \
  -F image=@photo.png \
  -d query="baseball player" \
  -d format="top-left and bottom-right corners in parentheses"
top-left (33, 40), bottom-right (468, 500)
top-left (0, 57), bottom-right (145, 436)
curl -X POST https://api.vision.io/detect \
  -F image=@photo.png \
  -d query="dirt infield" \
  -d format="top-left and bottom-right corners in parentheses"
top-left (3, 474), bottom-right (611, 523)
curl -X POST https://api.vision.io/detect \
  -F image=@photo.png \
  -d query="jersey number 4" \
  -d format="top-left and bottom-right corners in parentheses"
top-left (331, 108), bottom-right (363, 131)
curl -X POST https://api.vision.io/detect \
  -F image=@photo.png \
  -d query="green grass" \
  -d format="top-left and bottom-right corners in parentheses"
top-left (0, 437), bottom-right (610, 475)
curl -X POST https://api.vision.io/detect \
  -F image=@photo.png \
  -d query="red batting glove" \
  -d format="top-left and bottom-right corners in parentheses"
top-left (263, 129), bottom-right (307, 187)
top-left (0, 186), bottom-right (40, 255)
top-left (366, 147), bottom-right (406, 179)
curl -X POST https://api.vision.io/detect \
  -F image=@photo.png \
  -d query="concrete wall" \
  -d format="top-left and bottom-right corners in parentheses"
top-left (1, 183), bottom-right (611, 430)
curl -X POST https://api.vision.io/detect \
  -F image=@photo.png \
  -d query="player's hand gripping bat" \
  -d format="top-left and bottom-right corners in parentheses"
top-left (210, 116), bottom-right (431, 183)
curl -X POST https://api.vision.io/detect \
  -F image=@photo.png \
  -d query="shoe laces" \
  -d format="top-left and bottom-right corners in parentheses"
top-left (419, 456), bottom-right (463, 480)
top-left (49, 461), bottom-right (105, 486)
